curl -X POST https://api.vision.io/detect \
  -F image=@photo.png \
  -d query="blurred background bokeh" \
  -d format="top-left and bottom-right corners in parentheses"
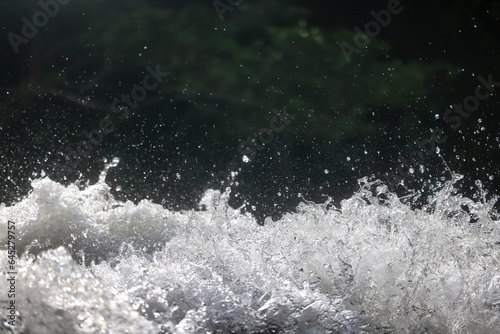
top-left (1, 0), bottom-right (499, 222)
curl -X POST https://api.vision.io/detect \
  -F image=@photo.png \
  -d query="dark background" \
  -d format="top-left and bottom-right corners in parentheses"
top-left (1, 0), bottom-right (499, 222)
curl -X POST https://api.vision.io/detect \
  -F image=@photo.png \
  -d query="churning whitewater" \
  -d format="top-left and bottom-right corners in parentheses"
top-left (0, 168), bottom-right (499, 333)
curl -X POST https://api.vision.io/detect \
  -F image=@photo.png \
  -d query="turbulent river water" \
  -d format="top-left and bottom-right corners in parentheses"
top-left (1, 165), bottom-right (499, 333)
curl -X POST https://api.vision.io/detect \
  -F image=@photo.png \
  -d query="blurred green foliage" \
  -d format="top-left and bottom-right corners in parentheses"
top-left (5, 1), bottom-right (455, 138)
top-left (1, 0), bottom-right (497, 219)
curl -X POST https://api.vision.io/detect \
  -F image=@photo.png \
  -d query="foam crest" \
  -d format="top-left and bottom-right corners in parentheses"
top-left (1, 175), bottom-right (499, 333)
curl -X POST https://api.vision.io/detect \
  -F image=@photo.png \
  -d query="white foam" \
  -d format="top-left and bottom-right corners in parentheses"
top-left (1, 175), bottom-right (499, 333)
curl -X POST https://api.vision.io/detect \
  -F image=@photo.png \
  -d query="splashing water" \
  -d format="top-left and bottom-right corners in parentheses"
top-left (0, 170), bottom-right (499, 333)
